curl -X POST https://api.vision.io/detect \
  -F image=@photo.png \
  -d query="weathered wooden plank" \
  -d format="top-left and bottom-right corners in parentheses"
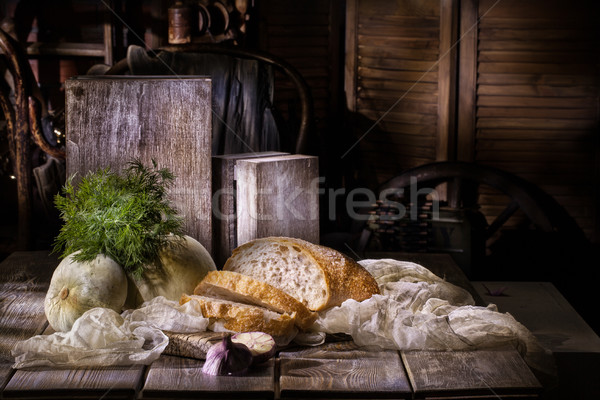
top-left (358, 101), bottom-right (438, 115)
top-left (235, 155), bottom-right (319, 247)
top-left (279, 342), bottom-right (411, 398)
top-left (436, 0), bottom-right (457, 164)
top-left (477, 73), bottom-right (599, 86)
top-left (478, 50), bottom-right (596, 65)
top-left (359, 109), bottom-right (437, 125)
top-left (0, 251), bottom-right (56, 391)
top-left (478, 39), bottom-right (598, 52)
top-left (477, 83), bottom-right (598, 97)
top-left (477, 129), bottom-right (594, 141)
top-left (402, 349), bottom-right (542, 398)
top-left (3, 366), bottom-right (145, 399)
top-left (477, 95), bottom-right (595, 109)
top-left (0, 251), bottom-right (59, 284)
top-left (358, 35), bottom-right (440, 50)
top-left (359, 57), bottom-right (438, 72)
top-left (141, 355), bottom-right (274, 399)
top-left (456, 0), bottom-right (478, 163)
top-left (358, 89), bottom-right (438, 104)
top-left (357, 67), bottom-right (438, 83)
top-left (358, 45), bottom-right (438, 61)
top-left (359, 0), bottom-right (441, 18)
top-left (476, 117), bottom-right (596, 130)
top-left (477, 106), bottom-right (596, 119)
top-left (477, 61), bottom-right (596, 75)
top-left (212, 152), bottom-right (289, 268)
top-left (358, 79), bottom-right (438, 95)
top-left (65, 76), bottom-right (213, 253)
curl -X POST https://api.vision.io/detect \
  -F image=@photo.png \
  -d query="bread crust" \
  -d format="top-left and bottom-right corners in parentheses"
top-left (180, 294), bottom-right (297, 338)
top-left (194, 270), bottom-right (318, 330)
top-left (225, 237), bottom-right (380, 311)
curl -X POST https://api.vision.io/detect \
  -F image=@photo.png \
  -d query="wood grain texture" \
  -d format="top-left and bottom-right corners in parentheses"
top-left (279, 342), bottom-right (411, 398)
top-left (65, 76), bottom-right (213, 253)
top-left (402, 349), bottom-right (542, 398)
top-left (3, 365), bottom-right (145, 399)
top-left (141, 355), bottom-right (275, 399)
top-left (212, 152), bottom-right (289, 267)
top-left (0, 251), bottom-right (57, 390)
top-left (472, 281), bottom-right (600, 354)
top-left (235, 154), bottom-right (319, 247)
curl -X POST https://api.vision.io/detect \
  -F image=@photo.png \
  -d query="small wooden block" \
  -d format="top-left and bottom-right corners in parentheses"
top-left (65, 76), bottom-right (213, 253)
top-left (141, 355), bottom-right (275, 399)
top-left (3, 366), bottom-right (145, 399)
top-left (235, 154), bottom-right (319, 247)
top-left (212, 151), bottom-right (289, 267)
top-left (402, 349), bottom-right (542, 399)
top-left (279, 342), bottom-right (411, 399)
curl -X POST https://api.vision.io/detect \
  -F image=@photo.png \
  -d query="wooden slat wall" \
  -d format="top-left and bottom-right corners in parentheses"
top-left (259, 0), bottom-right (335, 151)
top-left (345, 0), bottom-right (450, 185)
top-left (472, 0), bottom-right (600, 238)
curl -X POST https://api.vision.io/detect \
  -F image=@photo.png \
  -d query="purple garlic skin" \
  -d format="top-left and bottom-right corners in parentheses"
top-left (202, 335), bottom-right (253, 376)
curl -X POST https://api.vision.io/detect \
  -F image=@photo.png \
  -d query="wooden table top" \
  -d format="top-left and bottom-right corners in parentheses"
top-left (0, 251), bottom-right (542, 399)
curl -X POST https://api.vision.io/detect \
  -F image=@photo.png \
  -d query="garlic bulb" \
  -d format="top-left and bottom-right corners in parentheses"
top-left (202, 335), bottom-right (253, 376)
top-left (232, 332), bottom-right (276, 364)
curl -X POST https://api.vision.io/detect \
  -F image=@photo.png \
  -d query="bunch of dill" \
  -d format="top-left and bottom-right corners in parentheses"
top-left (53, 159), bottom-right (184, 276)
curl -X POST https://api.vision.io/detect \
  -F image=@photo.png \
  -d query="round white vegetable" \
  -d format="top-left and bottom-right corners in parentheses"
top-left (126, 235), bottom-right (216, 307)
top-left (44, 252), bottom-right (128, 332)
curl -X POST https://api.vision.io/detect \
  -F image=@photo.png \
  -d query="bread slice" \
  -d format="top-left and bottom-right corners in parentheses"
top-left (194, 270), bottom-right (317, 330)
top-left (180, 294), bottom-right (297, 339)
top-left (223, 237), bottom-right (380, 311)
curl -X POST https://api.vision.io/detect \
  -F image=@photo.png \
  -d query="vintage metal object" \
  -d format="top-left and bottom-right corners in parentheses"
top-left (168, 1), bottom-right (192, 44)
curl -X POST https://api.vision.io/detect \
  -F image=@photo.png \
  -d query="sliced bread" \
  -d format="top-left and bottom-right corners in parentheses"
top-left (194, 270), bottom-right (317, 330)
top-left (180, 294), bottom-right (297, 339)
top-left (223, 237), bottom-right (380, 311)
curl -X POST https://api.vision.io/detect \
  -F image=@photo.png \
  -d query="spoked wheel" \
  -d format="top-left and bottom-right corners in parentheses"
top-left (358, 161), bottom-right (588, 280)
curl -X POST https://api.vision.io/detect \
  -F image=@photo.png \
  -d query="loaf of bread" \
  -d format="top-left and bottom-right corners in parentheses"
top-left (194, 270), bottom-right (317, 330)
top-left (223, 237), bottom-right (380, 311)
top-left (180, 294), bottom-right (297, 339)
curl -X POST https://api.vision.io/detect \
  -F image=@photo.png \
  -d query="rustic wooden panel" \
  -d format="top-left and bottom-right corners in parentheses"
top-left (0, 251), bottom-right (57, 391)
top-left (141, 355), bottom-right (274, 399)
top-left (64, 76), bottom-right (213, 253)
top-left (279, 342), bottom-right (411, 399)
top-left (4, 366), bottom-right (144, 399)
top-left (472, 0), bottom-right (600, 241)
top-left (212, 151), bottom-right (289, 268)
top-left (343, 0), bottom-right (444, 182)
top-left (235, 154), bottom-right (319, 246)
top-left (402, 349), bottom-right (542, 398)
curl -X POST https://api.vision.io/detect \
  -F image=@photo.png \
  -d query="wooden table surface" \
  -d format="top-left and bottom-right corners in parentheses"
top-left (0, 251), bottom-right (542, 399)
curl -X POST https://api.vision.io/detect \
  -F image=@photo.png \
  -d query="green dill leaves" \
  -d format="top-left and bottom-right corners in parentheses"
top-left (53, 160), bottom-right (184, 276)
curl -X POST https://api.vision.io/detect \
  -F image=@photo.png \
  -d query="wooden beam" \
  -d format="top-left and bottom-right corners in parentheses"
top-left (344, 0), bottom-right (358, 111)
top-left (456, 0), bottom-right (478, 162)
top-left (436, 0), bottom-right (458, 162)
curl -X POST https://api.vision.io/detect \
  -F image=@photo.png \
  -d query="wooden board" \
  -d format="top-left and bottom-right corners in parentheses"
top-left (141, 355), bottom-right (275, 399)
top-left (471, 281), bottom-right (600, 354)
top-left (212, 152), bottom-right (289, 267)
top-left (3, 366), bottom-right (145, 399)
top-left (65, 76), bottom-right (213, 253)
top-left (0, 251), bottom-right (57, 391)
top-left (279, 341), bottom-right (411, 399)
top-left (235, 154), bottom-right (319, 247)
top-left (402, 349), bottom-right (542, 398)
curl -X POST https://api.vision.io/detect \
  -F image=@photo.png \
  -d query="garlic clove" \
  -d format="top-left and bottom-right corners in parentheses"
top-left (202, 335), bottom-right (253, 376)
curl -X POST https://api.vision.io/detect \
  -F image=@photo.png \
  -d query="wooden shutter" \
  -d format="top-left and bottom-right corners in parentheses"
top-left (458, 0), bottom-right (600, 239)
top-left (344, 0), bottom-right (457, 186)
